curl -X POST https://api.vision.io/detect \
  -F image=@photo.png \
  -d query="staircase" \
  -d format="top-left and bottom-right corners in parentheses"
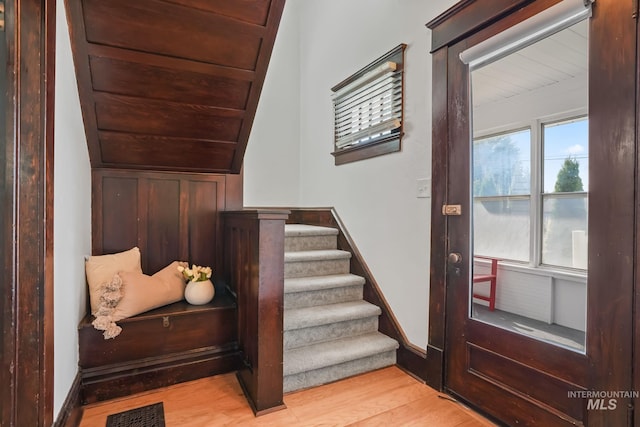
top-left (283, 224), bottom-right (399, 393)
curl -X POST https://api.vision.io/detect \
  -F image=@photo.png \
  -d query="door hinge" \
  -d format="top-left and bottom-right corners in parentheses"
top-left (628, 402), bottom-right (634, 427)
top-left (634, 0), bottom-right (639, 20)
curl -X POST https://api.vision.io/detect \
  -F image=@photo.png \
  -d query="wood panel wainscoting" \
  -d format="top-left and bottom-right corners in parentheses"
top-left (92, 169), bottom-right (242, 276)
top-left (76, 169), bottom-right (244, 404)
top-left (285, 208), bottom-right (429, 382)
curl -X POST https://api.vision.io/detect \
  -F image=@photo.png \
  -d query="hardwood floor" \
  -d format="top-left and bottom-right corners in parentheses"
top-left (79, 367), bottom-right (495, 426)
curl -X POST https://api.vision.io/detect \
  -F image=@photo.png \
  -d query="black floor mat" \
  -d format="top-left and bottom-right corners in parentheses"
top-left (106, 402), bottom-right (165, 427)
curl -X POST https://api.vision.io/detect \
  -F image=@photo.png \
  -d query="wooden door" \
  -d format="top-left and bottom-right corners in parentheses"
top-left (427, 1), bottom-right (636, 425)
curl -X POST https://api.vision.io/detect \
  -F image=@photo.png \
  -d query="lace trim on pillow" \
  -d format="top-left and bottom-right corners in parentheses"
top-left (92, 273), bottom-right (124, 339)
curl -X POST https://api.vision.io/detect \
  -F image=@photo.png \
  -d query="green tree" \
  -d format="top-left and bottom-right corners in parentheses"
top-left (554, 157), bottom-right (584, 192)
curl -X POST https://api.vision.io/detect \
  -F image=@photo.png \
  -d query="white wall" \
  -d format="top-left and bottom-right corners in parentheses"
top-left (244, 0), bottom-right (457, 348)
top-left (53, 2), bottom-right (92, 418)
top-left (243, 0), bottom-right (301, 206)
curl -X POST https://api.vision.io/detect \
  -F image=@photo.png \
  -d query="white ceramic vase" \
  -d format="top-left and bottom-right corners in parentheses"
top-left (184, 279), bottom-right (215, 305)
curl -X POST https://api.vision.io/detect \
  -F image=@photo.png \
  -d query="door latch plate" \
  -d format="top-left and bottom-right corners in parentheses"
top-left (442, 204), bottom-right (462, 216)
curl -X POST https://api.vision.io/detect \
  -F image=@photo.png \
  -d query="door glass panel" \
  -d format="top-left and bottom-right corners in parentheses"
top-left (470, 19), bottom-right (588, 352)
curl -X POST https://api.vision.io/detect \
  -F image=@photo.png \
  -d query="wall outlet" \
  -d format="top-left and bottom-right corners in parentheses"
top-left (417, 178), bottom-right (431, 198)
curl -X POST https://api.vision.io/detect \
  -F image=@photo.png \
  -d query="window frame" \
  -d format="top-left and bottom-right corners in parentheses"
top-left (473, 111), bottom-right (588, 273)
top-left (330, 44), bottom-right (406, 166)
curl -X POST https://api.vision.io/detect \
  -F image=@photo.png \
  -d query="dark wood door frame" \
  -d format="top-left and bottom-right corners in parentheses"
top-left (1, 0), bottom-right (56, 426)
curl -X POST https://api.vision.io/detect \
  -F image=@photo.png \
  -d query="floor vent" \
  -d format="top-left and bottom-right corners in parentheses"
top-left (106, 402), bottom-right (165, 427)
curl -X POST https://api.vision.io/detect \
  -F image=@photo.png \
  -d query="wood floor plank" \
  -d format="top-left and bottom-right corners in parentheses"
top-left (284, 369), bottom-right (422, 418)
top-left (79, 366), bottom-right (495, 426)
top-left (349, 394), bottom-right (493, 427)
top-left (289, 382), bottom-right (431, 425)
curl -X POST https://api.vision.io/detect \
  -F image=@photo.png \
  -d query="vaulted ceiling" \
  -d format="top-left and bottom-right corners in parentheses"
top-left (65, 0), bottom-right (285, 173)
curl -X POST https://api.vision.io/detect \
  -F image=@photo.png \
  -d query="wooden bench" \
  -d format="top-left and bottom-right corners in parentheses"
top-left (78, 287), bottom-right (240, 404)
top-left (472, 256), bottom-right (499, 311)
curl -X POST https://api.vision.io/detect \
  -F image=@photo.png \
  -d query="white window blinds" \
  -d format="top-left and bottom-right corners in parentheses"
top-left (331, 44), bottom-right (405, 152)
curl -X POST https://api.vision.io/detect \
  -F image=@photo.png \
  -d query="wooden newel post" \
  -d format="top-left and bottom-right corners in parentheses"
top-left (221, 209), bottom-right (290, 415)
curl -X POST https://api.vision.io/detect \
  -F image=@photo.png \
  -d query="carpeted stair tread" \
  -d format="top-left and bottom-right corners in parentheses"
top-left (285, 300), bottom-right (381, 331)
top-left (285, 249), bottom-right (351, 263)
top-left (285, 224), bottom-right (339, 237)
top-left (284, 281), bottom-right (364, 309)
top-left (285, 274), bottom-right (365, 294)
top-left (284, 332), bottom-right (398, 376)
top-left (284, 316), bottom-right (378, 350)
top-left (283, 351), bottom-right (396, 393)
top-left (284, 251), bottom-right (350, 279)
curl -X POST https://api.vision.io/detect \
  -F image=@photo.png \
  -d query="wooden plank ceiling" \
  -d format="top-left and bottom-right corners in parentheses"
top-left (472, 19), bottom-right (588, 109)
top-left (65, 0), bottom-right (285, 173)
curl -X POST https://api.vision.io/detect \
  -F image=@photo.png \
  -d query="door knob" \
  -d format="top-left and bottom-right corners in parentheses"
top-left (448, 252), bottom-right (462, 264)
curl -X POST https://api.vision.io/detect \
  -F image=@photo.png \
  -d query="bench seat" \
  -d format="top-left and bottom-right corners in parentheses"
top-left (78, 288), bottom-right (240, 403)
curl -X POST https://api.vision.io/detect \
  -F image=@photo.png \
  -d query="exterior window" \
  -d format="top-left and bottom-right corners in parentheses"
top-left (331, 44), bottom-right (406, 165)
top-left (541, 118), bottom-right (589, 269)
top-left (473, 128), bottom-right (531, 262)
top-left (473, 116), bottom-right (588, 270)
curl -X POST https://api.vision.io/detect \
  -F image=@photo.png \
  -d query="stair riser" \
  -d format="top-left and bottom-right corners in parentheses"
top-left (284, 351), bottom-right (397, 393)
top-left (285, 259), bottom-right (350, 279)
top-left (285, 317), bottom-right (379, 350)
top-left (285, 235), bottom-right (337, 252)
top-left (284, 285), bottom-right (364, 309)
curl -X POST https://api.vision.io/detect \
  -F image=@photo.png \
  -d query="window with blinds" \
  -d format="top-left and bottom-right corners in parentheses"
top-left (331, 44), bottom-right (406, 165)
